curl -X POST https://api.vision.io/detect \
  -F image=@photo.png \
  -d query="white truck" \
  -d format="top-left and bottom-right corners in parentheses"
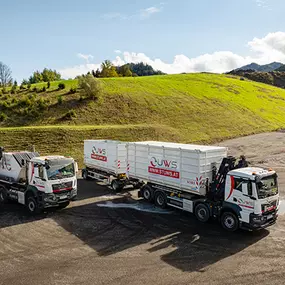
top-left (82, 140), bottom-right (141, 191)
top-left (0, 147), bottom-right (78, 213)
top-left (126, 141), bottom-right (279, 231)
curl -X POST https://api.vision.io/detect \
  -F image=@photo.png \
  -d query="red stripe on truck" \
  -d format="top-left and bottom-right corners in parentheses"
top-left (226, 176), bottom-right (235, 200)
top-left (91, 154), bottom-right (107, 162)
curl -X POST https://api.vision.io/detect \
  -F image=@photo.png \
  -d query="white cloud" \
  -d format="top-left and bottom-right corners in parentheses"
top-left (140, 6), bottom-right (161, 18)
top-left (59, 32), bottom-right (285, 78)
top-left (253, 0), bottom-right (272, 10)
top-left (114, 50), bottom-right (122, 54)
top-left (77, 53), bottom-right (94, 63)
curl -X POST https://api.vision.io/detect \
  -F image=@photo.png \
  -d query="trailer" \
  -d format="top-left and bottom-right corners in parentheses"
top-left (126, 141), bottom-right (279, 231)
top-left (82, 140), bottom-right (141, 191)
top-left (0, 147), bottom-right (78, 214)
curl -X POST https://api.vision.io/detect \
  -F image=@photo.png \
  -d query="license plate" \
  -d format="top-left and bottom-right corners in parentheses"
top-left (59, 195), bottom-right (67, 200)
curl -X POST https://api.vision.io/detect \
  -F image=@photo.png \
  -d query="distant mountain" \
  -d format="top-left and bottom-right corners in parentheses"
top-left (275, 64), bottom-right (285, 72)
top-left (235, 62), bottom-right (283, 72)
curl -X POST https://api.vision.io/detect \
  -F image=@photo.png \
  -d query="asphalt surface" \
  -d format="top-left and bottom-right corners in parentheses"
top-left (1, 133), bottom-right (285, 285)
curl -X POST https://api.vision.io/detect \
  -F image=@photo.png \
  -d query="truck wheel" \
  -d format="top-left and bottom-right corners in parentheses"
top-left (195, 204), bottom-right (210, 223)
top-left (26, 196), bottom-right (41, 214)
top-left (0, 186), bottom-right (8, 204)
top-left (141, 185), bottom-right (154, 202)
top-left (221, 212), bottom-right (239, 232)
top-left (58, 201), bottom-right (70, 209)
top-left (154, 191), bottom-right (167, 209)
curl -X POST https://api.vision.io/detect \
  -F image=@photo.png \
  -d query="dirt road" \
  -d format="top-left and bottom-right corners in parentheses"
top-left (1, 132), bottom-right (285, 285)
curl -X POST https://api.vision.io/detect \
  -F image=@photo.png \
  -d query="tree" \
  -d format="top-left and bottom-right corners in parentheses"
top-left (22, 79), bottom-right (28, 85)
top-left (13, 80), bottom-right (17, 87)
top-left (78, 74), bottom-right (102, 100)
top-left (0, 62), bottom-right (13, 87)
top-left (28, 68), bottom-right (61, 84)
top-left (118, 64), bottom-right (132, 77)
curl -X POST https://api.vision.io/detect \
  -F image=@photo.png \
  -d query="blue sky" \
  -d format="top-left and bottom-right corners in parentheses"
top-left (1, 0), bottom-right (285, 81)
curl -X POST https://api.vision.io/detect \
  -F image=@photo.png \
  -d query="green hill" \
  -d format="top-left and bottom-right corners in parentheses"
top-left (1, 73), bottom-right (285, 165)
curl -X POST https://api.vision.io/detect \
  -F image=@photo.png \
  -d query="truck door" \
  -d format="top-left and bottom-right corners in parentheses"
top-left (32, 164), bottom-right (46, 191)
top-left (227, 177), bottom-right (254, 223)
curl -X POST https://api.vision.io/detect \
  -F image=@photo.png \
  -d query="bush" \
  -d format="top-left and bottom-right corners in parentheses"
top-left (58, 83), bottom-right (65, 90)
top-left (1, 101), bottom-right (9, 109)
top-left (11, 98), bottom-right (17, 104)
top-left (37, 98), bottom-right (48, 110)
top-left (57, 95), bottom-right (63, 104)
top-left (0, 112), bottom-right (7, 122)
top-left (20, 84), bottom-right (25, 90)
top-left (78, 74), bottom-right (102, 100)
top-left (11, 86), bottom-right (17, 94)
top-left (18, 97), bottom-right (32, 107)
top-left (47, 81), bottom-right (50, 89)
top-left (42, 86), bottom-right (46, 92)
top-left (68, 87), bottom-right (77, 94)
top-left (63, 110), bottom-right (76, 120)
top-left (32, 87), bottom-right (37, 92)
top-left (27, 83), bottom-right (31, 89)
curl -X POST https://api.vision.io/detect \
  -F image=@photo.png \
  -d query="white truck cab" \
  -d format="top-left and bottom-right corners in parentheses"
top-left (223, 167), bottom-right (278, 230)
top-left (0, 150), bottom-right (78, 214)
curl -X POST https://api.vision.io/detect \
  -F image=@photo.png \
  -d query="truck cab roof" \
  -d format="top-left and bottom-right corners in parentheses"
top-left (228, 167), bottom-right (276, 180)
top-left (31, 156), bottom-right (73, 163)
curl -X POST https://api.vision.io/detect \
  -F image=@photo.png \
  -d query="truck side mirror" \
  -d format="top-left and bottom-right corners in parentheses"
top-left (242, 183), bottom-right (248, 196)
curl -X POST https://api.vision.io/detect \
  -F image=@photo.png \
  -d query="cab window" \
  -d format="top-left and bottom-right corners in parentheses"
top-left (38, 165), bottom-right (44, 179)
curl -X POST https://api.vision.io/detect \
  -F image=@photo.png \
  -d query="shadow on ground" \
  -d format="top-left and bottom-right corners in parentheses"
top-left (0, 179), bottom-right (270, 272)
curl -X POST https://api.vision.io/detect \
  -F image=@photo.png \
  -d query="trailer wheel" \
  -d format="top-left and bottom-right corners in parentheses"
top-left (221, 212), bottom-right (239, 232)
top-left (82, 169), bottom-right (90, 180)
top-left (0, 186), bottom-right (8, 204)
top-left (26, 196), bottom-right (41, 214)
top-left (195, 204), bottom-right (210, 223)
top-left (111, 180), bottom-right (123, 192)
top-left (141, 185), bottom-right (154, 202)
top-left (154, 191), bottom-right (167, 208)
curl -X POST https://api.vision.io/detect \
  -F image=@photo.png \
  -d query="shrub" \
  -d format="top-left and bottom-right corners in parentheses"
top-left (27, 83), bottom-right (31, 89)
top-left (11, 98), bottom-right (17, 104)
top-left (58, 83), bottom-right (65, 90)
top-left (42, 86), bottom-right (46, 92)
top-left (37, 98), bottom-right (48, 110)
top-left (0, 112), bottom-right (7, 122)
top-left (57, 95), bottom-right (63, 104)
top-left (1, 101), bottom-right (9, 109)
top-left (63, 110), bottom-right (76, 120)
top-left (32, 87), bottom-right (37, 92)
top-left (68, 87), bottom-right (77, 94)
top-left (20, 84), bottom-right (25, 90)
top-left (47, 81), bottom-right (50, 89)
top-left (11, 86), bottom-right (17, 94)
top-left (78, 74), bottom-right (102, 100)
top-left (18, 97), bottom-right (32, 107)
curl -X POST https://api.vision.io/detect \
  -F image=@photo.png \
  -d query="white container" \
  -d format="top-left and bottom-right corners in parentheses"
top-left (84, 140), bottom-right (127, 175)
top-left (126, 141), bottom-right (228, 196)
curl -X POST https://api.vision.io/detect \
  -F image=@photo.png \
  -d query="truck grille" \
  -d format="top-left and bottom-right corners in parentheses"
top-left (52, 181), bottom-right (73, 193)
top-left (262, 200), bottom-right (277, 213)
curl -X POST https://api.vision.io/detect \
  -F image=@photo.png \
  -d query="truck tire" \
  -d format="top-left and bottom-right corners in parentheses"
top-left (154, 191), bottom-right (167, 209)
top-left (111, 180), bottom-right (124, 192)
top-left (141, 185), bottom-right (154, 202)
top-left (58, 201), bottom-right (70, 209)
top-left (195, 203), bottom-right (210, 223)
top-left (221, 212), bottom-right (239, 232)
top-left (26, 196), bottom-right (41, 214)
top-left (0, 186), bottom-right (8, 204)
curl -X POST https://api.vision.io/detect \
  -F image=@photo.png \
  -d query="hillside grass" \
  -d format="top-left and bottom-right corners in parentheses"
top-left (1, 73), bottom-right (285, 165)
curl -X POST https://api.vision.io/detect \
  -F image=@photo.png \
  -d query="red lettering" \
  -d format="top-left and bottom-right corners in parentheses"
top-left (91, 154), bottom-right (107, 162)
top-left (148, 166), bottom-right (180, 179)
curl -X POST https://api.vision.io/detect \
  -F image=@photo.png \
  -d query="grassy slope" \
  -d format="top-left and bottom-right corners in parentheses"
top-left (1, 73), bottom-right (285, 166)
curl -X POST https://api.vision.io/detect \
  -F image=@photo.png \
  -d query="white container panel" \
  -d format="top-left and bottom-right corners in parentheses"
top-left (127, 142), bottom-right (227, 195)
top-left (84, 140), bottom-right (127, 174)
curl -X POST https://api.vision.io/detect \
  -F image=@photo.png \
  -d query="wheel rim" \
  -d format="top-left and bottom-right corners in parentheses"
top-left (144, 189), bottom-right (151, 199)
top-left (157, 195), bottom-right (164, 206)
top-left (28, 201), bottom-right (35, 212)
top-left (83, 171), bottom-right (87, 179)
top-left (112, 181), bottom-right (118, 191)
top-left (198, 208), bottom-right (207, 220)
top-left (224, 216), bottom-right (235, 229)
top-left (0, 191), bottom-right (4, 202)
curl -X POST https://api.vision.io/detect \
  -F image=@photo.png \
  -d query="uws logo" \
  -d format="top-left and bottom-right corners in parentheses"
top-left (91, 146), bottom-right (107, 161)
top-left (148, 157), bottom-right (180, 179)
top-left (92, 146), bottom-right (106, 156)
top-left (150, 157), bottom-right (178, 169)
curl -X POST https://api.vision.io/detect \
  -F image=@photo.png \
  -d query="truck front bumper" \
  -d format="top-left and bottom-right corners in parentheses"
top-left (42, 188), bottom-right (77, 207)
top-left (241, 211), bottom-right (278, 230)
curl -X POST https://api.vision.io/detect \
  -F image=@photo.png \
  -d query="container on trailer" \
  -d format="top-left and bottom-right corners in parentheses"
top-left (126, 141), bottom-right (228, 196)
top-left (84, 140), bottom-right (127, 175)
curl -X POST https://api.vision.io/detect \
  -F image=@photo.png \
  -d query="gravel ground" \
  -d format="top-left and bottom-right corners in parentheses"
top-left (1, 132), bottom-right (285, 285)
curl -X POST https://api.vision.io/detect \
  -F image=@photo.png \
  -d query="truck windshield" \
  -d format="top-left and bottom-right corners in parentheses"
top-left (256, 175), bottom-right (278, 199)
top-left (47, 163), bottom-right (75, 180)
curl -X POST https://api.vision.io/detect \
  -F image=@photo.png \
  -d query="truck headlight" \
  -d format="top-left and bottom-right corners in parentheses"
top-left (253, 215), bottom-right (265, 222)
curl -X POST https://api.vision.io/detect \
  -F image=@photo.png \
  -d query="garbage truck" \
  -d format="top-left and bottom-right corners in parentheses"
top-left (126, 141), bottom-right (279, 231)
top-left (0, 147), bottom-right (78, 213)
